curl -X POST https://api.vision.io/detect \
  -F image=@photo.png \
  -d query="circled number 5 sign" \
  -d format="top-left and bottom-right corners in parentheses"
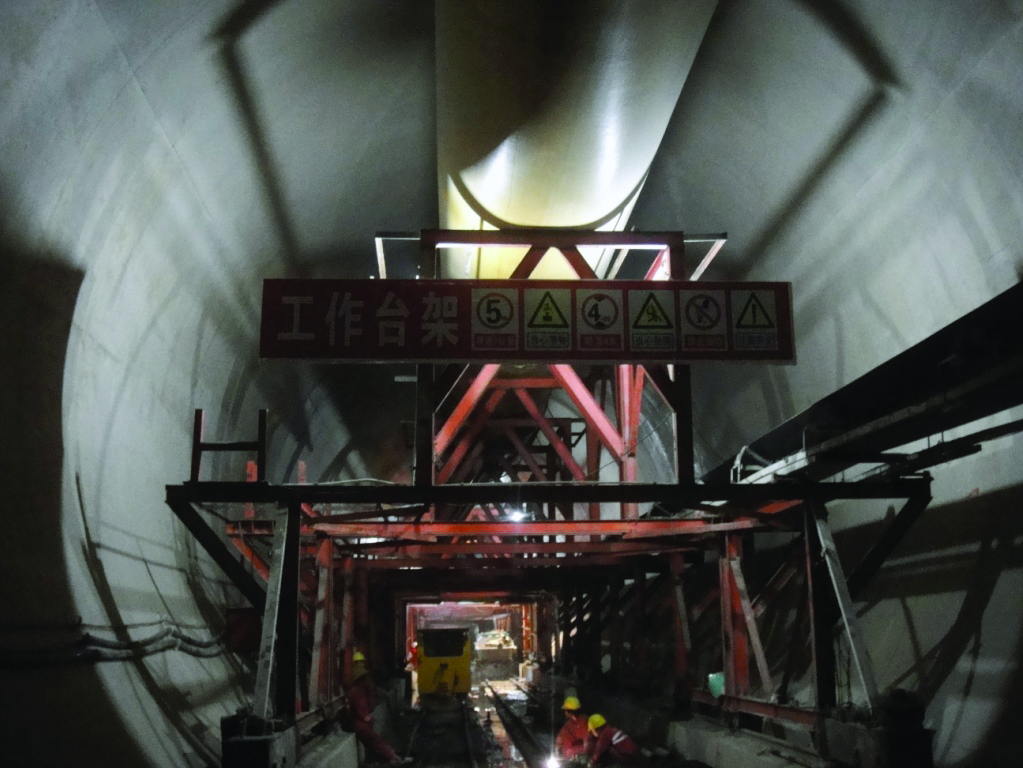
top-left (476, 293), bottom-right (513, 329)
top-left (471, 288), bottom-right (518, 352)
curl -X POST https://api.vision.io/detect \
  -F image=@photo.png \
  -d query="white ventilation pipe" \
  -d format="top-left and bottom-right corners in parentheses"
top-left (436, 0), bottom-right (718, 278)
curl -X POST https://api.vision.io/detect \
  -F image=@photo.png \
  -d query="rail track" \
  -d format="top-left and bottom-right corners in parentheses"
top-left (403, 683), bottom-right (549, 768)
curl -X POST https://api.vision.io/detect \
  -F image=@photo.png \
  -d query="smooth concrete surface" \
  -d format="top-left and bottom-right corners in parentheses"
top-left (666, 717), bottom-right (827, 768)
top-left (1, 1), bottom-right (1022, 766)
top-left (299, 730), bottom-right (358, 768)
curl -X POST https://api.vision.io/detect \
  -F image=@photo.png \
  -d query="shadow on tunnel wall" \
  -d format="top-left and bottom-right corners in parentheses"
top-left (0, 223), bottom-right (154, 765)
top-left (836, 484), bottom-right (1023, 767)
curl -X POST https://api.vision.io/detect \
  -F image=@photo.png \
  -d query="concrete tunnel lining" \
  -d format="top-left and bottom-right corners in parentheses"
top-left (1, 1), bottom-right (1022, 766)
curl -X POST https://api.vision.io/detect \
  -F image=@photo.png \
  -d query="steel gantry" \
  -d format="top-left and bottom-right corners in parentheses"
top-left (165, 230), bottom-right (940, 761)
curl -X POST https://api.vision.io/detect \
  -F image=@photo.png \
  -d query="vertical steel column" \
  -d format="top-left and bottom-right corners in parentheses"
top-left (356, 567), bottom-right (369, 665)
top-left (813, 505), bottom-right (879, 710)
top-left (609, 573), bottom-right (623, 684)
top-left (728, 553), bottom-right (772, 696)
top-left (309, 538), bottom-right (335, 706)
top-left (190, 409), bottom-right (205, 482)
top-left (673, 366), bottom-right (695, 484)
top-left (340, 556), bottom-right (355, 686)
top-left (669, 554), bottom-right (691, 688)
top-left (617, 366), bottom-right (638, 518)
top-left (805, 509), bottom-right (835, 710)
top-left (586, 426), bottom-right (601, 531)
top-left (256, 409), bottom-right (267, 482)
top-left (719, 535), bottom-right (749, 696)
top-left (253, 503), bottom-right (300, 724)
top-left (414, 364), bottom-right (435, 488)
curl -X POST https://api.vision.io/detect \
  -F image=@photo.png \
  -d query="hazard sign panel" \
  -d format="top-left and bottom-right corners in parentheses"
top-left (680, 290), bottom-right (727, 353)
top-left (472, 288), bottom-right (519, 351)
top-left (628, 290), bottom-right (676, 353)
top-left (577, 289), bottom-right (623, 352)
top-left (524, 288), bottom-right (572, 351)
top-left (260, 279), bottom-right (794, 363)
top-left (731, 289), bottom-right (778, 352)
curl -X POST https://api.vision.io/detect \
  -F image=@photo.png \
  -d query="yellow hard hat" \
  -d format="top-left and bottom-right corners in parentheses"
top-left (562, 696), bottom-right (582, 711)
top-left (587, 714), bottom-right (607, 733)
top-left (353, 651), bottom-right (366, 663)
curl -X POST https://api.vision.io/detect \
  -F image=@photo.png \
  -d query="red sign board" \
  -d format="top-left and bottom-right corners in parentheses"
top-left (260, 279), bottom-right (794, 363)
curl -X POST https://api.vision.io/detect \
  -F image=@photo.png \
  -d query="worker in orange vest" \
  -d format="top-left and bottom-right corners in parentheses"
top-left (554, 696), bottom-right (589, 760)
top-left (586, 714), bottom-right (639, 767)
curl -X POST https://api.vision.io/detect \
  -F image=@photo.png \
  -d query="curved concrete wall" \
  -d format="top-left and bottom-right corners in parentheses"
top-left (1, 1), bottom-right (433, 765)
top-left (632, 1), bottom-right (1023, 763)
top-left (2, 1), bottom-right (1022, 766)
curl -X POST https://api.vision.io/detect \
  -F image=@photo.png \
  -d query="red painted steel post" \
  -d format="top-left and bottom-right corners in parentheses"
top-left (549, 364), bottom-right (625, 459)
top-left (722, 535), bottom-right (749, 696)
top-left (670, 554), bottom-right (691, 690)
top-left (514, 388), bottom-right (587, 481)
top-left (437, 389), bottom-right (505, 483)
top-left (617, 366), bottom-right (639, 518)
top-left (434, 363), bottom-right (501, 456)
top-left (310, 538), bottom-right (334, 706)
top-left (586, 427), bottom-right (601, 537)
top-left (356, 567), bottom-right (368, 665)
top-left (719, 542), bottom-right (734, 696)
top-left (341, 556), bottom-right (355, 686)
top-left (245, 459), bottom-right (258, 519)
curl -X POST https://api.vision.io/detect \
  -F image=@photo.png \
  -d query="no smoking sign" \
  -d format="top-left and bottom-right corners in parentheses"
top-left (680, 290), bottom-right (727, 352)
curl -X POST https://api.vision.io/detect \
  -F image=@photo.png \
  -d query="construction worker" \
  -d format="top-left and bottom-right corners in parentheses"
top-left (554, 696), bottom-right (589, 760)
top-left (586, 714), bottom-right (639, 767)
top-left (344, 652), bottom-right (410, 765)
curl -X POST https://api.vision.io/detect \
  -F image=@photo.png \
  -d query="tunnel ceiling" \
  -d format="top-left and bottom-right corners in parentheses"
top-left (3, 1), bottom-right (1023, 767)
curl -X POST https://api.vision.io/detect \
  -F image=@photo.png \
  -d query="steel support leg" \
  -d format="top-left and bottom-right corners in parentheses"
top-left (805, 511), bottom-right (836, 710)
top-left (617, 365), bottom-right (639, 518)
top-left (253, 503), bottom-right (300, 724)
top-left (813, 505), bottom-right (879, 710)
top-left (720, 534), bottom-right (749, 696)
top-left (341, 556), bottom-right (355, 686)
top-left (669, 554), bottom-right (691, 690)
top-left (414, 364), bottom-right (435, 487)
top-left (309, 538), bottom-right (334, 706)
top-left (728, 555), bottom-right (773, 695)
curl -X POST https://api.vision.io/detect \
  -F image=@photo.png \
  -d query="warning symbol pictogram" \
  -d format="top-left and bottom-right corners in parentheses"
top-left (735, 292), bottom-right (775, 329)
top-left (527, 291), bottom-right (569, 329)
top-left (633, 293), bottom-right (673, 330)
top-left (685, 294), bottom-right (721, 330)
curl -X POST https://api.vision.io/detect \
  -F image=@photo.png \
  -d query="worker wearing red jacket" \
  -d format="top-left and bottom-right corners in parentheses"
top-left (554, 696), bottom-right (589, 760)
top-left (587, 714), bottom-right (639, 767)
top-left (344, 653), bottom-right (409, 765)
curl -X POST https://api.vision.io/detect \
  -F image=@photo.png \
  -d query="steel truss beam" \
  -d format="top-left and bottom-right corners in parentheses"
top-left (168, 477), bottom-right (928, 506)
top-left (245, 517), bottom-right (762, 540)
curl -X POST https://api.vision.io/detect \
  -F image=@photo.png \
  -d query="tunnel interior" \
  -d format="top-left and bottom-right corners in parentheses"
top-left (2, 1), bottom-right (1023, 767)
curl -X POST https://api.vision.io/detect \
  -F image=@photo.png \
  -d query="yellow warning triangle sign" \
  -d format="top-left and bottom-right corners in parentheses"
top-left (633, 293), bottom-right (673, 329)
top-left (735, 293), bottom-right (775, 329)
top-left (527, 291), bottom-right (569, 328)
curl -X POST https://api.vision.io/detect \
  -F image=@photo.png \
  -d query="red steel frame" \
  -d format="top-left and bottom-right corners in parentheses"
top-left (424, 230), bottom-right (693, 524)
top-left (172, 231), bottom-right (929, 732)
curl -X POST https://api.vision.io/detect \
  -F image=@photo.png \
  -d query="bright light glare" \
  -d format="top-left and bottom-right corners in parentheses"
top-left (546, 757), bottom-right (560, 768)
top-left (508, 511), bottom-right (526, 522)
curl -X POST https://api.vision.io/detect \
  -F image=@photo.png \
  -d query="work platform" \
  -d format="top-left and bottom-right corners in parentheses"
top-left (159, 230), bottom-right (1017, 768)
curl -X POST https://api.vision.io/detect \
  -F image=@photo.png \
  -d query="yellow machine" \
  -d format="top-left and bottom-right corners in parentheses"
top-left (417, 627), bottom-right (472, 695)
